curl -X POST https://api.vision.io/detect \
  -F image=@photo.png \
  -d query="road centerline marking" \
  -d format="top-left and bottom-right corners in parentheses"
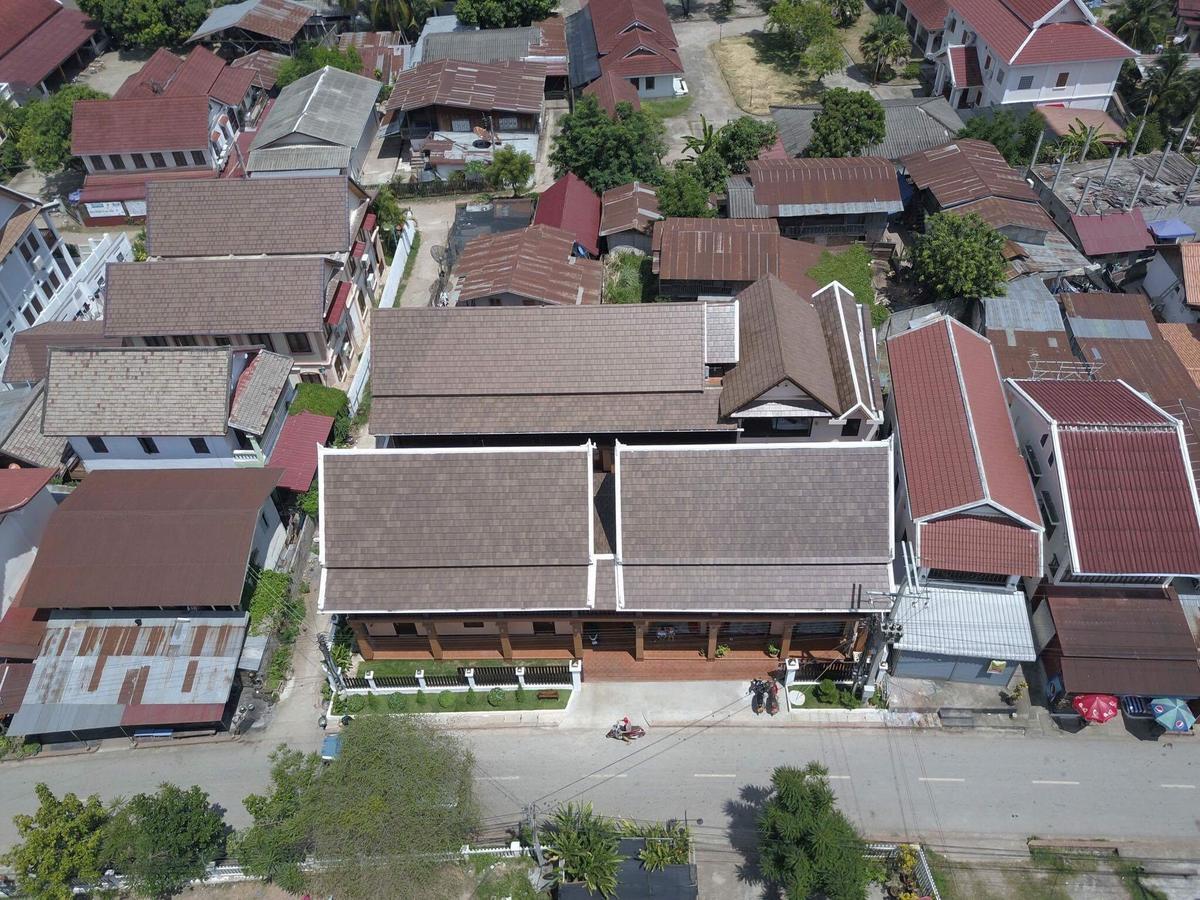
top-left (1032, 780), bottom-right (1079, 785)
top-left (918, 777), bottom-right (965, 783)
top-left (694, 773), bottom-right (737, 778)
top-left (1161, 783), bottom-right (1196, 789)
top-left (586, 773), bottom-right (627, 779)
top-left (478, 776), bottom-right (520, 781)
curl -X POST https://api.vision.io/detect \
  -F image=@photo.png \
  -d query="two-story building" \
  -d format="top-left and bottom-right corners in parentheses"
top-left (933, 0), bottom-right (1134, 110)
top-left (582, 0), bottom-right (684, 100)
top-left (71, 46), bottom-right (261, 225)
top-left (384, 59), bottom-right (545, 180)
top-left (41, 346), bottom-right (295, 473)
top-left (0, 186), bottom-right (131, 382)
top-left (884, 315), bottom-right (1043, 685)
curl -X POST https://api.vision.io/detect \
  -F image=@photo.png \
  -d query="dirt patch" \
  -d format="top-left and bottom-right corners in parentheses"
top-left (712, 34), bottom-right (820, 114)
top-left (178, 882), bottom-right (293, 899)
top-left (840, 8), bottom-right (879, 65)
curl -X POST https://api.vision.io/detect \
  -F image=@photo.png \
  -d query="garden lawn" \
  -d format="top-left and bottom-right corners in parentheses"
top-left (713, 35), bottom-right (820, 115)
top-left (604, 252), bottom-right (653, 303)
top-left (806, 244), bottom-right (887, 325)
top-left (356, 658), bottom-right (562, 677)
top-left (788, 684), bottom-right (844, 709)
top-left (641, 94), bottom-right (693, 119)
top-left (337, 689), bottom-right (571, 714)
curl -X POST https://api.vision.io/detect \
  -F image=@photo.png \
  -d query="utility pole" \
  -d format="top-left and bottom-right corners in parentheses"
top-left (317, 633), bottom-right (344, 692)
top-left (524, 804), bottom-right (546, 868)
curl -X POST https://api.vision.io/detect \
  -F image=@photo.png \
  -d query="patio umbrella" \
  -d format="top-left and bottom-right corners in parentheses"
top-left (1072, 693), bottom-right (1119, 723)
top-left (1151, 698), bottom-right (1196, 733)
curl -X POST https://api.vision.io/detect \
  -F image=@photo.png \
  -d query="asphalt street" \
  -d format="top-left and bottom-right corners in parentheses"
top-left (4, 713), bottom-right (1200, 860)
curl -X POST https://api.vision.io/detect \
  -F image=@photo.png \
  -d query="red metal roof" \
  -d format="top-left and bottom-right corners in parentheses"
top-left (582, 70), bottom-right (641, 116)
top-left (79, 167), bottom-right (216, 204)
top-left (0, 663), bottom-right (33, 716)
top-left (888, 316), bottom-right (1040, 524)
top-left (269, 411), bottom-right (334, 492)
top-left (71, 96), bottom-right (212, 155)
top-left (0, 7), bottom-right (98, 92)
top-left (920, 513), bottom-right (1042, 576)
top-left (597, 30), bottom-right (684, 78)
top-left (325, 280), bottom-right (352, 327)
top-left (0, 0), bottom-right (58, 59)
top-left (1014, 378), bottom-right (1172, 426)
top-left (901, 139), bottom-right (1037, 208)
top-left (352, 240), bottom-right (367, 258)
top-left (1013, 21), bottom-right (1133, 64)
top-left (121, 702), bottom-right (227, 727)
top-left (746, 158), bottom-right (902, 208)
top-left (0, 603), bottom-right (45, 661)
top-left (587, 0), bottom-right (678, 54)
top-left (0, 467), bottom-right (53, 515)
top-left (1069, 209), bottom-right (1152, 256)
top-left (532, 173), bottom-right (602, 257)
top-left (904, 0), bottom-right (950, 30)
top-left (947, 45), bottom-right (983, 87)
top-left (386, 59), bottom-right (546, 115)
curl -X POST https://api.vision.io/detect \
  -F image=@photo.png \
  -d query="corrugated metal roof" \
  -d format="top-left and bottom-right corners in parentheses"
top-left (772, 98), bottom-right (963, 161)
top-left (251, 66), bottom-right (379, 152)
top-left (894, 585), bottom-right (1035, 660)
top-left (981, 275), bottom-right (1062, 332)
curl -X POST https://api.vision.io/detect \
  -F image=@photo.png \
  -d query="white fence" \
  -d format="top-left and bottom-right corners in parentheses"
top-left (379, 213), bottom-right (417, 310)
top-left (346, 341), bottom-right (371, 417)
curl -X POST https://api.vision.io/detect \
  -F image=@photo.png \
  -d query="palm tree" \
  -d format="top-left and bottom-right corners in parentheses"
top-left (545, 803), bottom-right (623, 897)
top-left (830, 0), bottom-right (864, 26)
top-left (1107, 0), bottom-right (1170, 52)
top-left (682, 115), bottom-right (717, 157)
top-left (370, 0), bottom-right (423, 38)
top-left (860, 14), bottom-right (911, 83)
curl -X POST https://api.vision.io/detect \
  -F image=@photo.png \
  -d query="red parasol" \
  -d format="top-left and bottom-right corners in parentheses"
top-left (1072, 693), bottom-right (1119, 723)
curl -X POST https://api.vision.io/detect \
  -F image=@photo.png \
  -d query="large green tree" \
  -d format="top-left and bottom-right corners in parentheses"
top-left (17, 85), bottom-right (106, 172)
top-left (860, 14), bottom-right (911, 83)
top-left (276, 43), bottom-right (363, 88)
top-left (235, 747), bottom-right (322, 892)
top-left (549, 96), bottom-right (666, 193)
top-left (304, 716), bottom-right (480, 900)
top-left (0, 101), bottom-right (28, 178)
top-left (766, 0), bottom-right (838, 63)
top-left (911, 212), bottom-right (1007, 302)
top-left (715, 116), bottom-right (779, 173)
top-left (1107, 0), bottom-right (1171, 51)
top-left (485, 145), bottom-right (535, 194)
top-left (370, 0), bottom-right (435, 36)
top-left (805, 89), bottom-right (885, 157)
top-left (655, 164), bottom-right (716, 217)
top-left (758, 763), bottom-right (872, 900)
top-left (77, 0), bottom-right (207, 49)
top-left (102, 783), bottom-right (226, 898)
top-left (544, 803), bottom-right (623, 896)
top-left (3, 783), bottom-right (110, 900)
top-left (956, 108), bottom-right (1045, 165)
top-left (455, 0), bottom-right (556, 28)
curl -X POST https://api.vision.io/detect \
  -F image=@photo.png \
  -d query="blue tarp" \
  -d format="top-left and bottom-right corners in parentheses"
top-left (1149, 218), bottom-right (1196, 241)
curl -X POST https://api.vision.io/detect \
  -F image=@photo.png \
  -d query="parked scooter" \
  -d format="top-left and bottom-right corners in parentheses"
top-left (749, 679), bottom-right (767, 715)
top-left (765, 680), bottom-right (780, 716)
top-left (607, 716), bottom-right (646, 742)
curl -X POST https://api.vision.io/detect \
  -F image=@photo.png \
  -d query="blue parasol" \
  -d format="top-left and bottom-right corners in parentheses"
top-left (1151, 697), bottom-right (1196, 733)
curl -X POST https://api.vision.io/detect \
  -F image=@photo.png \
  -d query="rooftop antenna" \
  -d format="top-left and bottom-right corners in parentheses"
top-left (1075, 176), bottom-right (1093, 214)
top-left (1154, 143), bottom-right (1174, 182)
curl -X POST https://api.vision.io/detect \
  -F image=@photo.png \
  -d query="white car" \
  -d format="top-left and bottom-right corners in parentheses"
top-left (673, 77), bottom-right (689, 96)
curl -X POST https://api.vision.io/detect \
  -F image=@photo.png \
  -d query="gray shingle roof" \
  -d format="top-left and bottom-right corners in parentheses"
top-left (104, 257), bottom-right (330, 337)
top-left (42, 347), bottom-right (232, 437)
top-left (370, 305), bottom-right (730, 436)
top-left (771, 97), bottom-right (964, 160)
top-left (145, 177), bottom-right (353, 257)
top-left (422, 27), bottom-right (539, 64)
top-left (615, 443), bottom-right (894, 612)
top-left (704, 301), bottom-right (738, 365)
top-left (0, 385), bottom-right (67, 469)
top-left (250, 66), bottom-right (379, 152)
top-left (228, 350), bottom-right (293, 436)
top-left (2, 320), bottom-right (123, 385)
top-left (245, 144), bottom-right (352, 173)
top-left (319, 447), bottom-right (594, 613)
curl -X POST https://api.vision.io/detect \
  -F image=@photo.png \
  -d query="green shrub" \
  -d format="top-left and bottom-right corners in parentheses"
top-left (387, 692), bottom-right (408, 711)
top-left (415, 690), bottom-right (427, 706)
top-left (438, 690), bottom-right (456, 710)
top-left (289, 383), bottom-right (351, 446)
top-left (465, 688), bottom-right (478, 707)
top-left (715, 644), bottom-right (730, 657)
top-left (331, 695), bottom-right (347, 715)
top-left (245, 570), bottom-right (295, 637)
top-left (902, 60), bottom-right (922, 79)
top-left (346, 694), bottom-right (367, 713)
top-left (838, 688), bottom-right (861, 709)
top-left (488, 687), bottom-right (506, 708)
top-left (813, 679), bottom-right (839, 705)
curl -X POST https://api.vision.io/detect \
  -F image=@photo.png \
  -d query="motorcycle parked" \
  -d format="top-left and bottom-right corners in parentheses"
top-left (749, 678), bottom-right (767, 715)
top-left (607, 718), bottom-right (646, 742)
top-left (765, 680), bottom-right (780, 716)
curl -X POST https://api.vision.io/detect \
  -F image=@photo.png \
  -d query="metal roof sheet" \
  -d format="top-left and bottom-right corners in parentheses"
top-left (772, 98), bottom-right (963, 161)
top-left (251, 66), bottom-right (379, 152)
top-left (894, 585), bottom-right (1035, 660)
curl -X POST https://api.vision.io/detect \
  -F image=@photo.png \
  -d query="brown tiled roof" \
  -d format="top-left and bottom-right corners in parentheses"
top-left (113, 46), bottom-right (252, 104)
top-left (0, 387), bottom-right (68, 470)
top-left (79, 167), bottom-right (216, 204)
top-left (370, 305), bottom-right (727, 436)
top-left (145, 177), bottom-right (353, 257)
top-left (900, 139), bottom-right (1039, 208)
top-left (944, 196), bottom-right (1054, 234)
top-left (1158, 323), bottom-right (1200, 389)
top-left (385, 59), bottom-right (546, 115)
top-left (71, 96), bottom-right (211, 155)
top-left (920, 513), bottom-right (1041, 577)
top-left (588, 0), bottom-right (678, 54)
top-left (42, 347), bottom-right (233, 437)
top-left (20, 468), bottom-right (281, 610)
top-left (721, 275), bottom-right (839, 416)
top-left (811, 283), bottom-right (880, 418)
top-left (104, 257), bottom-right (329, 337)
top-left (455, 225), bottom-right (603, 306)
top-left (0, 205), bottom-right (42, 272)
top-left (1016, 377), bottom-right (1172, 426)
top-left (319, 447), bottom-right (595, 613)
top-left (0, 0), bottom-right (58, 59)
top-left (0, 7), bottom-right (97, 93)
top-left (616, 443), bottom-right (893, 612)
top-left (3, 321), bottom-right (122, 385)
top-left (742, 158), bottom-right (903, 211)
top-left (599, 182), bottom-right (659, 236)
top-left (229, 50), bottom-right (288, 90)
top-left (582, 71), bottom-right (641, 116)
top-left (597, 30), bottom-right (684, 77)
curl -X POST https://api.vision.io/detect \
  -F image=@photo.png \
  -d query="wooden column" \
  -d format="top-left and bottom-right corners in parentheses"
top-left (424, 620), bottom-right (443, 660)
top-left (634, 621), bottom-right (645, 661)
top-left (571, 621), bottom-right (583, 658)
top-left (351, 619), bottom-right (373, 660)
top-left (498, 620), bottom-right (513, 661)
top-left (777, 621), bottom-right (792, 661)
top-left (707, 621), bottom-right (720, 661)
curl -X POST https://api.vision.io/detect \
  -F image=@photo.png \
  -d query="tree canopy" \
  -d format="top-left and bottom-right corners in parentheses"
top-left (17, 85), bottom-right (107, 173)
top-left (277, 43), bottom-right (363, 88)
top-left (911, 212), bottom-right (1007, 302)
top-left (485, 145), bottom-right (535, 194)
top-left (656, 164), bottom-right (716, 217)
top-left (955, 108), bottom-right (1045, 166)
top-left (549, 96), bottom-right (666, 193)
top-left (102, 783), bottom-right (226, 898)
top-left (805, 89), bottom-right (885, 157)
top-left (1106, 0), bottom-right (1171, 51)
top-left (715, 116), bottom-right (779, 173)
top-left (3, 784), bottom-right (110, 900)
top-left (369, 0), bottom-right (436, 36)
top-left (859, 14), bottom-right (911, 83)
top-left (455, 0), bottom-right (556, 27)
top-left (77, 0), bottom-right (207, 49)
top-left (758, 763), bottom-right (872, 900)
top-left (766, 0), bottom-right (838, 65)
top-left (235, 747), bottom-right (323, 892)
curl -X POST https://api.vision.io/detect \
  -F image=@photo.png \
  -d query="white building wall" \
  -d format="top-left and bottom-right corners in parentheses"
top-left (252, 498), bottom-right (286, 571)
top-left (0, 488), bottom-right (56, 616)
top-left (627, 75), bottom-right (676, 99)
top-left (69, 432), bottom-right (244, 471)
top-left (1007, 387), bottom-right (1071, 580)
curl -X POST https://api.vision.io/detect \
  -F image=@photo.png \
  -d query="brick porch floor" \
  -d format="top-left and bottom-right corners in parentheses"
top-left (582, 649), bottom-right (785, 681)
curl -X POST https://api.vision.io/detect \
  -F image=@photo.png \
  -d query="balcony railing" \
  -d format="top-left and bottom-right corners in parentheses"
top-left (233, 448), bottom-right (265, 467)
